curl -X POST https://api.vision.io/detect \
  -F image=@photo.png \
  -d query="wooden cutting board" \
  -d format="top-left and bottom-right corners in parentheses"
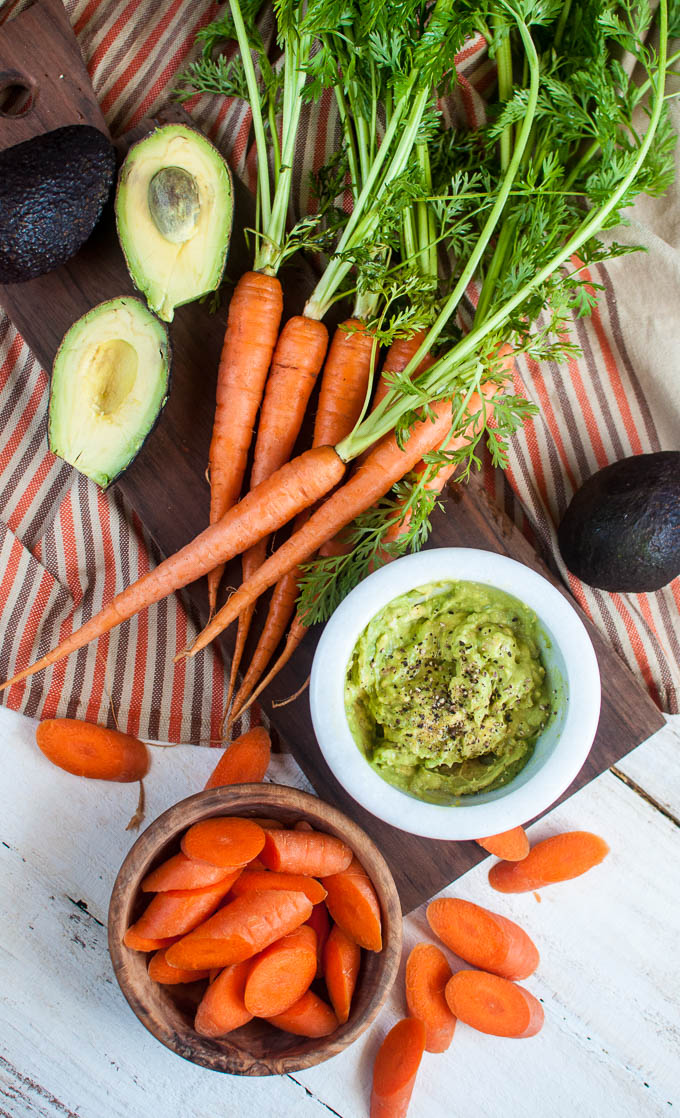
top-left (0, 0), bottom-right (665, 913)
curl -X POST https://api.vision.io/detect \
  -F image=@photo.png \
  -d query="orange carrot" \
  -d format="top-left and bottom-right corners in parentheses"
top-left (323, 924), bottom-right (361, 1025)
top-left (244, 924), bottom-right (318, 1016)
top-left (405, 943), bottom-right (456, 1053)
top-left (186, 384), bottom-right (497, 656)
top-left (147, 949), bottom-right (211, 985)
top-left (445, 970), bottom-right (544, 1038)
top-left (226, 316), bottom-right (329, 707)
top-left (245, 818), bottom-right (284, 830)
top-left (123, 928), bottom-right (180, 952)
top-left (488, 831), bottom-right (610, 893)
top-left (203, 727), bottom-right (271, 789)
top-left (427, 898), bottom-right (539, 981)
top-left (260, 829), bottom-right (353, 877)
top-left (266, 989), bottom-right (338, 1037)
top-left (181, 817), bottom-right (265, 869)
top-left (476, 826), bottom-right (530, 862)
top-left (307, 901), bottom-right (331, 978)
top-left (127, 876), bottom-right (237, 941)
top-left (370, 330), bottom-right (428, 413)
top-left (231, 869), bottom-right (327, 905)
top-left (232, 615), bottom-right (308, 725)
top-left (207, 271), bottom-right (284, 614)
top-left (313, 320), bottom-right (378, 446)
top-left (194, 959), bottom-right (253, 1037)
top-left (165, 889), bottom-right (313, 970)
top-left (1, 445), bottom-right (345, 692)
top-left (142, 853), bottom-right (239, 893)
top-left (35, 718), bottom-right (149, 782)
top-left (371, 1017), bottom-right (425, 1118)
top-left (322, 856), bottom-right (382, 952)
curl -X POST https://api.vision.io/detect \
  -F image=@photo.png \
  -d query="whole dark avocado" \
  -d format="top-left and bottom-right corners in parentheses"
top-left (558, 452), bottom-right (680, 592)
top-left (0, 125), bottom-right (116, 284)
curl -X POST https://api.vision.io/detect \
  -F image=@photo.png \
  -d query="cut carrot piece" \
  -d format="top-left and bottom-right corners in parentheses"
top-left (307, 901), bottom-right (331, 978)
top-left (445, 970), bottom-right (544, 1038)
top-left (129, 876), bottom-right (237, 940)
top-left (204, 727), bottom-right (271, 789)
top-left (148, 949), bottom-right (210, 985)
top-left (260, 829), bottom-right (352, 877)
top-left (426, 898), bottom-right (539, 981)
top-left (141, 853), bottom-right (236, 893)
top-left (231, 870), bottom-right (327, 906)
top-left (476, 826), bottom-right (530, 861)
top-left (123, 928), bottom-right (180, 952)
top-left (35, 718), bottom-right (149, 782)
top-left (488, 831), bottom-right (610, 893)
top-left (245, 818), bottom-right (285, 830)
top-left (244, 924), bottom-right (318, 1016)
top-left (405, 943), bottom-right (456, 1053)
top-left (194, 960), bottom-right (253, 1037)
top-left (371, 1017), bottom-right (425, 1118)
top-left (181, 817), bottom-right (265, 868)
top-left (165, 889), bottom-right (313, 970)
top-left (323, 924), bottom-right (361, 1025)
top-left (266, 990), bottom-right (338, 1037)
top-left (322, 856), bottom-right (382, 952)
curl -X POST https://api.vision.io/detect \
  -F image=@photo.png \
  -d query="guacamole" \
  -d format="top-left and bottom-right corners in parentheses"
top-left (344, 580), bottom-right (555, 803)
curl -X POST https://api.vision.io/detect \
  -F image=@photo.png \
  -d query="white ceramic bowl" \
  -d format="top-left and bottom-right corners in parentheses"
top-left (310, 548), bottom-right (601, 839)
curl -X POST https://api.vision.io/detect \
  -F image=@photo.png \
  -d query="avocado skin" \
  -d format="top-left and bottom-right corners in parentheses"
top-left (0, 125), bottom-right (116, 284)
top-left (558, 452), bottom-right (680, 592)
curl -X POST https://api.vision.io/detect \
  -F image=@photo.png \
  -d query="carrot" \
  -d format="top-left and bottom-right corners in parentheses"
top-left (426, 898), bottom-right (539, 981)
top-left (225, 316), bottom-right (329, 708)
top-left (370, 330), bottom-right (428, 414)
top-left (207, 271), bottom-right (284, 615)
top-left (370, 1017), bottom-right (425, 1118)
top-left (266, 989), bottom-right (338, 1037)
top-left (313, 320), bottom-right (377, 446)
top-left (127, 876), bottom-right (236, 941)
top-left (260, 829), bottom-right (353, 877)
top-left (165, 889), bottom-right (313, 970)
top-left (194, 959), bottom-right (253, 1037)
top-left (323, 924), bottom-right (361, 1025)
top-left (405, 943), bottom-right (456, 1053)
top-left (231, 869), bottom-right (327, 905)
top-left (476, 826), bottom-right (530, 862)
top-left (444, 970), bottom-right (544, 1038)
top-left (142, 853), bottom-right (239, 893)
top-left (245, 818), bottom-right (284, 830)
top-left (488, 831), bottom-right (610, 893)
top-left (244, 923), bottom-right (318, 1016)
top-left (322, 856), bottom-right (382, 952)
top-left (203, 727), bottom-right (271, 789)
top-left (147, 949), bottom-right (211, 985)
top-left (35, 718), bottom-right (149, 782)
top-left (123, 928), bottom-right (180, 952)
top-left (185, 384), bottom-right (497, 656)
top-left (0, 445), bottom-right (345, 692)
top-left (232, 610), bottom-right (309, 725)
top-left (181, 817), bottom-right (265, 869)
top-left (306, 901), bottom-right (331, 978)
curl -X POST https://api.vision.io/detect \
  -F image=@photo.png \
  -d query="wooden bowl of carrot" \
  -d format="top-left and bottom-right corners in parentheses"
top-left (108, 783), bottom-right (402, 1075)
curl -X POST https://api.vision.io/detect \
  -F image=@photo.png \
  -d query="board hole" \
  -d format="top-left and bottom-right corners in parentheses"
top-left (0, 79), bottom-right (36, 117)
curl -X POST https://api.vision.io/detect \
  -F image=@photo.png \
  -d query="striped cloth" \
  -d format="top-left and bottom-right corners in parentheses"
top-left (0, 2), bottom-right (677, 743)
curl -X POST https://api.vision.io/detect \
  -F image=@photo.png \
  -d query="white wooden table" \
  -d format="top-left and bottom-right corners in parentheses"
top-left (1, 703), bottom-right (679, 1118)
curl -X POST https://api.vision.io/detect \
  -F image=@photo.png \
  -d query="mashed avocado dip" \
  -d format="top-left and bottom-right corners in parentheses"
top-left (344, 580), bottom-right (555, 803)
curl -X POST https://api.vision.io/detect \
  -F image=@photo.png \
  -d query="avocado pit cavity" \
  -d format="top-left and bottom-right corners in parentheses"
top-left (148, 166), bottom-right (201, 244)
top-left (86, 338), bottom-right (138, 417)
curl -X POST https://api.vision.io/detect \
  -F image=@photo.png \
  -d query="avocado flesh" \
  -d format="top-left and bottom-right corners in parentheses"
top-left (115, 124), bottom-right (233, 322)
top-left (49, 297), bottom-right (170, 489)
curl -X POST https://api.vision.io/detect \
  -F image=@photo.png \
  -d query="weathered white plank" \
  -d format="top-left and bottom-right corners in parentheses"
top-left (615, 714), bottom-right (680, 819)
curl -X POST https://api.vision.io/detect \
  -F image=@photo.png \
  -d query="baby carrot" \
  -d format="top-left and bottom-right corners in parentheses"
top-left (127, 876), bottom-right (236, 941)
top-left (141, 853), bottom-right (237, 893)
top-left (266, 989), bottom-right (338, 1037)
top-left (427, 898), bottom-right (539, 981)
top-left (244, 924), bottom-right (318, 1016)
top-left (307, 901), bottom-right (331, 978)
top-left (370, 1017), bottom-right (425, 1118)
top-left (231, 869), bottom-right (327, 905)
top-left (405, 943), bottom-right (456, 1053)
top-left (147, 949), bottom-right (211, 985)
top-left (165, 889), bottom-right (313, 970)
top-left (488, 831), bottom-right (610, 893)
top-left (323, 924), bottom-right (361, 1025)
top-left (476, 826), bottom-right (530, 861)
top-left (181, 817), bottom-right (265, 868)
top-left (35, 718), bottom-right (149, 782)
top-left (203, 727), bottom-right (271, 789)
top-left (445, 970), bottom-right (544, 1038)
top-left (322, 856), bottom-right (382, 952)
top-left (123, 928), bottom-right (180, 953)
top-left (194, 960), bottom-right (253, 1037)
top-left (260, 829), bottom-right (353, 877)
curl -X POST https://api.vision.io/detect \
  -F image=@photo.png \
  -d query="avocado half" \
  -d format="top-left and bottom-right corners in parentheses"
top-left (48, 297), bottom-right (171, 489)
top-left (558, 451), bottom-right (680, 593)
top-left (0, 125), bottom-right (116, 284)
top-left (115, 123), bottom-right (233, 322)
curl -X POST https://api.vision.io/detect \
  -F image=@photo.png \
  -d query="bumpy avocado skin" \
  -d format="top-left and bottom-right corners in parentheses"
top-left (0, 125), bottom-right (116, 284)
top-left (558, 452), bottom-right (680, 592)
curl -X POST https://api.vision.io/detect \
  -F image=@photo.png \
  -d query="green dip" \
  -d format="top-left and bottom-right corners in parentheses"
top-left (344, 579), bottom-right (556, 803)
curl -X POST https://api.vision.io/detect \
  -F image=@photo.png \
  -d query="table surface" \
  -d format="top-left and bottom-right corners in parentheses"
top-left (1, 703), bottom-right (679, 1118)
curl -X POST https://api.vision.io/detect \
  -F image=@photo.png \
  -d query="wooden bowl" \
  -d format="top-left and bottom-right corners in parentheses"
top-left (108, 783), bottom-right (402, 1075)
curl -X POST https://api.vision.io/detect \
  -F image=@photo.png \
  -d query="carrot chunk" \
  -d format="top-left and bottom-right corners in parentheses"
top-left (194, 960), bottom-right (253, 1037)
top-left (476, 826), bottom-right (530, 861)
top-left (266, 990), bottom-right (338, 1037)
top-left (244, 924), bottom-right (318, 1016)
top-left (260, 829), bottom-right (353, 876)
top-left (405, 943), bottom-right (456, 1053)
top-left (141, 853), bottom-right (236, 893)
top-left (204, 727), bottom-right (271, 789)
top-left (35, 718), bottom-right (149, 782)
top-left (231, 869), bottom-right (327, 905)
top-left (445, 970), bottom-right (544, 1038)
top-left (427, 898), bottom-right (539, 980)
top-left (181, 817), bottom-right (265, 868)
top-left (128, 876), bottom-right (237, 941)
top-left (323, 924), bottom-right (361, 1025)
top-left (123, 928), bottom-right (180, 952)
top-left (371, 1017), bottom-right (425, 1118)
top-left (147, 949), bottom-right (210, 985)
top-left (306, 901), bottom-right (331, 977)
top-left (322, 856), bottom-right (382, 952)
top-left (489, 831), bottom-right (610, 893)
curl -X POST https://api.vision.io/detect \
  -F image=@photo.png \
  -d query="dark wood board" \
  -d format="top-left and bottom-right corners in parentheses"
top-left (0, 0), bottom-right (665, 914)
